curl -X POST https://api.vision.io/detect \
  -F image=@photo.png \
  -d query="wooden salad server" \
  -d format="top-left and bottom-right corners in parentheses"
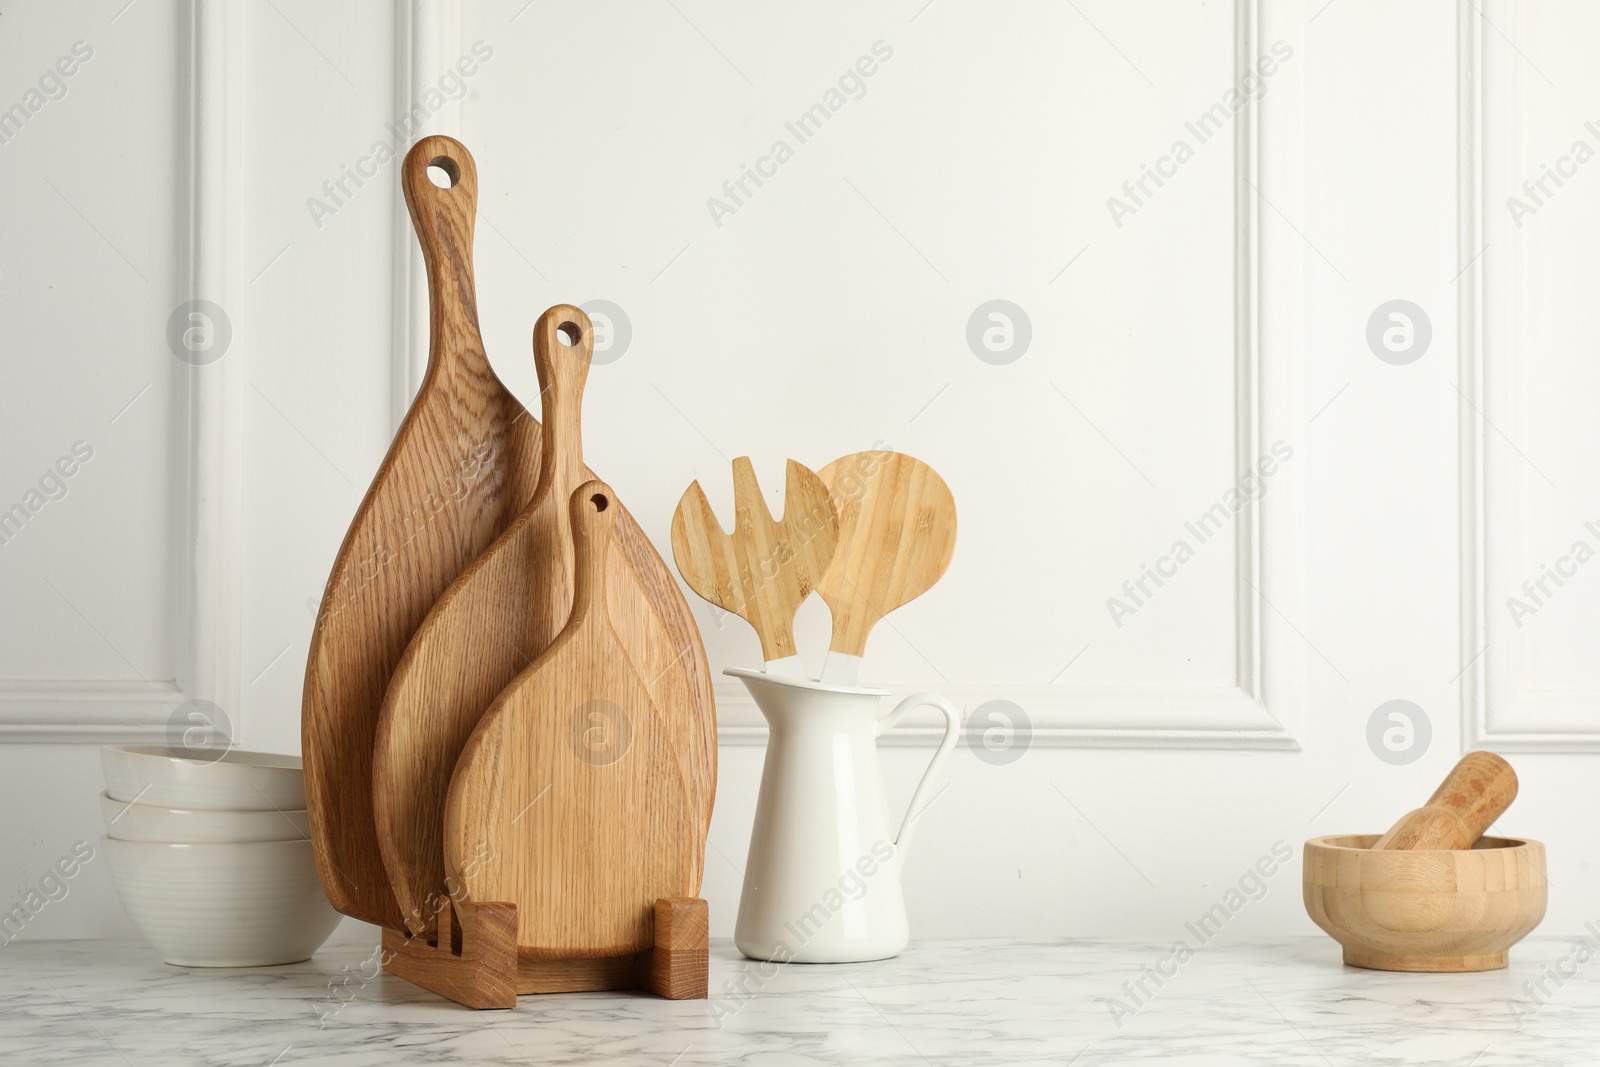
top-left (814, 451), bottom-right (957, 685)
top-left (670, 458), bottom-right (838, 677)
top-left (444, 481), bottom-right (702, 977)
top-left (1373, 751), bottom-right (1518, 851)
top-left (302, 136), bottom-right (541, 929)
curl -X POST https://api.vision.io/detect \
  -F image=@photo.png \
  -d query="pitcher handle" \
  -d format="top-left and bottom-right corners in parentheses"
top-left (876, 693), bottom-right (960, 858)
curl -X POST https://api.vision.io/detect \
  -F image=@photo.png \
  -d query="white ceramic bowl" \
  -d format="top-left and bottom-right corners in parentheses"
top-left (104, 838), bottom-right (340, 966)
top-left (99, 792), bottom-right (310, 843)
top-left (101, 746), bottom-right (305, 811)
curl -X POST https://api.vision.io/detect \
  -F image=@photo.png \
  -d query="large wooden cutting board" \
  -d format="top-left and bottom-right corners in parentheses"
top-left (301, 137), bottom-right (542, 928)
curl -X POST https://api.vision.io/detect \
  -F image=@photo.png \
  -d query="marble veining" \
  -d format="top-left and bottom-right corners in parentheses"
top-left (0, 933), bottom-right (1591, 1065)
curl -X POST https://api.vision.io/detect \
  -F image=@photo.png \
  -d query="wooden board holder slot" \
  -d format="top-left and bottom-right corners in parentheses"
top-left (382, 896), bottom-right (709, 1009)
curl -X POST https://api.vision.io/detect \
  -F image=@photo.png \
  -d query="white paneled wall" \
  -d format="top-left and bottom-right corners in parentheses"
top-left (5, 0), bottom-right (1600, 950)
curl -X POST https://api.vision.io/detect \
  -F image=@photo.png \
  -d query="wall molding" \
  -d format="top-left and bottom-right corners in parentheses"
top-left (0, 682), bottom-right (188, 744)
top-left (376, 0), bottom-right (1307, 752)
top-left (3, 3), bottom-right (1307, 752)
top-left (0, 0), bottom-right (247, 743)
top-left (1458, 0), bottom-right (1599, 751)
top-left (715, 683), bottom-right (1298, 750)
top-left (391, 0), bottom-right (465, 426)
top-left (721, 0), bottom-right (1308, 750)
top-left (181, 0), bottom-right (247, 733)
top-left (1459, 0), bottom-right (1493, 749)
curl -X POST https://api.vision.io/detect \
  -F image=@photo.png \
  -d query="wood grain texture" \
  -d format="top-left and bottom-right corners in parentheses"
top-left (302, 136), bottom-right (540, 929)
top-left (815, 451), bottom-right (958, 657)
top-left (1303, 834), bottom-right (1546, 972)
top-left (373, 306), bottom-right (593, 936)
top-left (1373, 752), bottom-right (1519, 851)
top-left (382, 898), bottom-right (519, 1009)
top-left (638, 897), bottom-right (710, 999)
top-left (372, 307), bottom-right (715, 938)
top-left (380, 895), bottom-right (708, 1007)
top-left (444, 482), bottom-right (699, 958)
top-left (513, 897), bottom-right (707, 996)
top-left (670, 458), bottom-right (838, 664)
top-left (603, 528), bottom-right (716, 851)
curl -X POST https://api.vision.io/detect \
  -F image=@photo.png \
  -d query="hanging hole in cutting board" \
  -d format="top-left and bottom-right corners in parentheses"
top-left (590, 492), bottom-right (609, 511)
top-left (557, 322), bottom-right (582, 347)
top-left (426, 157), bottom-right (460, 188)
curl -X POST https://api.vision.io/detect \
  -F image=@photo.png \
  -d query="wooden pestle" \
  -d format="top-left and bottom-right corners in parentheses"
top-left (1373, 751), bottom-right (1518, 850)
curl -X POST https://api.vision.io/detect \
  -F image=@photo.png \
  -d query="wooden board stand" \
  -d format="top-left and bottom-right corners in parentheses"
top-left (383, 897), bottom-right (709, 1009)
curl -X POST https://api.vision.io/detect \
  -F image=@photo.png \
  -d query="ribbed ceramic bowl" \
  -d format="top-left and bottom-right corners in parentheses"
top-left (101, 746), bottom-right (305, 811)
top-left (104, 838), bottom-right (340, 966)
top-left (99, 792), bottom-right (309, 843)
top-left (1303, 834), bottom-right (1547, 972)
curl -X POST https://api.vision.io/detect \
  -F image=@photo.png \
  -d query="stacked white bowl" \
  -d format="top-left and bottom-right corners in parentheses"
top-left (100, 745), bottom-right (341, 967)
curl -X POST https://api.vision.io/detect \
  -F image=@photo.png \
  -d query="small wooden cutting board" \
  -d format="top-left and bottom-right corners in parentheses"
top-left (444, 482), bottom-right (698, 958)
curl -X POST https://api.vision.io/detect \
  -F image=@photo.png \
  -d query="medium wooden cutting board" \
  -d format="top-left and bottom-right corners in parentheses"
top-left (302, 137), bottom-right (541, 929)
top-left (373, 308), bottom-right (715, 936)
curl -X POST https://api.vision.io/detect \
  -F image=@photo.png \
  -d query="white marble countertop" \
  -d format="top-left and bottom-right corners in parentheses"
top-left (0, 933), bottom-right (1587, 1065)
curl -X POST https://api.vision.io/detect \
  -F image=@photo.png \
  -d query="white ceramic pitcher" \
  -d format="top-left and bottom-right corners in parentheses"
top-left (727, 668), bottom-right (960, 963)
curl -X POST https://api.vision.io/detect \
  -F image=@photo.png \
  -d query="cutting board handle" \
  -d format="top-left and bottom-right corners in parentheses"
top-left (570, 479), bottom-right (617, 623)
top-left (532, 306), bottom-right (594, 497)
top-left (401, 136), bottom-right (485, 375)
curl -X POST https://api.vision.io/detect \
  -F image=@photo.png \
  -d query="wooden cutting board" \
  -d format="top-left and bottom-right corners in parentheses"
top-left (373, 308), bottom-right (713, 937)
top-left (444, 482), bottom-right (698, 958)
top-left (302, 136), bottom-right (542, 929)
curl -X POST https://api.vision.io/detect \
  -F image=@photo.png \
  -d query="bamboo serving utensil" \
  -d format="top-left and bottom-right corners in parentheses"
top-left (814, 451), bottom-right (957, 685)
top-left (670, 458), bottom-right (838, 677)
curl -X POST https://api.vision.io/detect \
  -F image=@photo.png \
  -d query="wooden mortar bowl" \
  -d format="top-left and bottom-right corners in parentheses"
top-left (1303, 834), bottom-right (1546, 972)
